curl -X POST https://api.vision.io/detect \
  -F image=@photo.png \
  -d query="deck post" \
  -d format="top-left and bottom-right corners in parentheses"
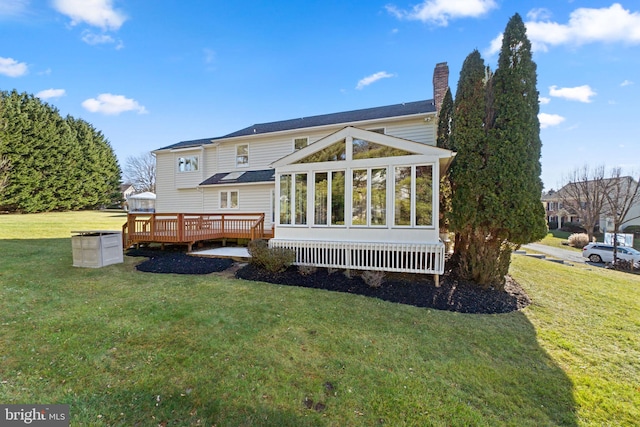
top-left (177, 213), bottom-right (184, 242)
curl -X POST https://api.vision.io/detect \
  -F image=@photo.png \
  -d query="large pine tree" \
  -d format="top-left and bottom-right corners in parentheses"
top-left (448, 14), bottom-right (547, 288)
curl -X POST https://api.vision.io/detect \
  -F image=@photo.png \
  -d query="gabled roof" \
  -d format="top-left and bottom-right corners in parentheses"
top-left (200, 169), bottom-right (275, 186)
top-left (272, 126), bottom-right (455, 172)
top-left (158, 100), bottom-right (435, 151)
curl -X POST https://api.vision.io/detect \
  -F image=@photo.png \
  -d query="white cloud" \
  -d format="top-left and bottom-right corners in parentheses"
top-left (621, 80), bottom-right (634, 87)
top-left (386, 0), bottom-right (497, 26)
top-left (539, 96), bottom-right (551, 105)
top-left (526, 8), bottom-right (552, 21)
top-left (0, 0), bottom-right (29, 17)
top-left (0, 56), bottom-right (28, 77)
top-left (36, 88), bottom-right (66, 99)
top-left (82, 93), bottom-right (147, 115)
top-left (549, 85), bottom-right (596, 103)
top-left (539, 113), bottom-right (565, 129)
top-left (485, 32), bottom-right (503, 56)
top-left (486, 4), bottom-right (640, 55)
top-left (81, 30), bottom-right (115, 45)
top-left (356, 71), bottom-right (395, 90)
top-left (52, 0), bottom-right (127, 31)
top-left (526, 3), bottom-right (640, 51)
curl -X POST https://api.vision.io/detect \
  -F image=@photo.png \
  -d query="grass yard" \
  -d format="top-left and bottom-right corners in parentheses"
top-left (1, 211), bottom-right (639, 426)
top-left (537, 230), bottom-right (581, 251)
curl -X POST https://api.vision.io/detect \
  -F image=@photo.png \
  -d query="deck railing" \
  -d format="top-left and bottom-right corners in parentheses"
top-left (123, 212), bottom-right (265, 250)
top-left (269, 239), bottom-right (445, 275)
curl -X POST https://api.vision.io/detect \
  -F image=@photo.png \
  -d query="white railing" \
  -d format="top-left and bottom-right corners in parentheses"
top-left (269, 239), bottom-right (445, 274)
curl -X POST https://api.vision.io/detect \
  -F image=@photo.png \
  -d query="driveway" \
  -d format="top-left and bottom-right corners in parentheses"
top-left (521, 243), bottom-right (586, 264)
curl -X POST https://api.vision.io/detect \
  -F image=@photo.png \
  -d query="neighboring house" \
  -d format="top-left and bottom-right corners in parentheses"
top-left (152, 63), bottom-right (455, 276)
top-left (120, 183), bottom-right (135, 207)
top-left (542, 177), bottom-right (640, 232)
top-left (541, 189), bottom-right (582, 229)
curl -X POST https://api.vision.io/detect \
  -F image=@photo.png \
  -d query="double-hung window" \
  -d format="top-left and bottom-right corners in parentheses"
top-left (220, 191), bottom-right (239, 209)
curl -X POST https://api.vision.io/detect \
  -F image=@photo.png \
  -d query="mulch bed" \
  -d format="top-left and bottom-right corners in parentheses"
top-left (127, 248), bottom-right (530, 314)
top-left (128, 248), bottom-right (234, 274)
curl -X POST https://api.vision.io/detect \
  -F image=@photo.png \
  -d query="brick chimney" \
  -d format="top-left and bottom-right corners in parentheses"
top-left (432, 62), bottom-right (449, 114)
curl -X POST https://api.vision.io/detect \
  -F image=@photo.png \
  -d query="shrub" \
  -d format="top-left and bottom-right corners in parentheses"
top-left (361, 270), bottom-right (385, 288)
top-left (610, 258), bottom-right (639, 272)
top-left (298, 265), bottom-right (317, 276)
top-left (247, 239), bottom-right (296, 273)
top-left (568, 233), bottom-right (590, 249)
top-left (560, 222), bottom-right (586, 233)
top-left (547, 220), bottom-right (558, 230)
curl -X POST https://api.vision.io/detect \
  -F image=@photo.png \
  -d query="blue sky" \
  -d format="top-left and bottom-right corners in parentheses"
top-left (1, 0), bottom-right (639, 190)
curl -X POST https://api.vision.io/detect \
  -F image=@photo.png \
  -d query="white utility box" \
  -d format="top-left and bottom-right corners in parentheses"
top-left (71, 230), bottom-right (123, 268)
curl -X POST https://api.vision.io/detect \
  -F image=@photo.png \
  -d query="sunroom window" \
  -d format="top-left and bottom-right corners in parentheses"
top-left (279, 173), bottom-right (307, 225)
top-left (394, 165), bottom-right (433, 227)
top-left (296, 139), bottom-right (346, 163)
top-left (352, 139), bottom-right (413, 160)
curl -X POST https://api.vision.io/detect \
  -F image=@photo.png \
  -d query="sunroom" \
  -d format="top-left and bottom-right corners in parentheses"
top-left (270, 127), bottom-right (455, 277)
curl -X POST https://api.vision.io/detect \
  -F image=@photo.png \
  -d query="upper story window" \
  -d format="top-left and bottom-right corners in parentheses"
top-left (236, 144), bottom-right (249, 167)
top-left (294, 137), bottom-right (308, 151)
top-left (178, 156), bottom-right (198, 172)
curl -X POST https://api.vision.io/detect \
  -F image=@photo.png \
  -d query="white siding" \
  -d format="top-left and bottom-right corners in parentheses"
top-left (202, 184), bottom-right (275, 231)
top-left (384, 118), bottom-right (435, 145)
top-left (156, 188), bottom-right (203, 213)
top-left (155, 150), bottom-right (204, 212)
top-left (203, 145), bottom-right (218, 178)
top-left (173, 149), bottom-right (204, 189)
top-left (217, 136), bottom-right (292, 171)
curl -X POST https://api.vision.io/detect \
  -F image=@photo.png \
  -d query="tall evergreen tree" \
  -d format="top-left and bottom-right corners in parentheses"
top-left (488, 13), bottom-right (546, 247)
top-left (0, 90), bottom-right (121, 212)
top-left (448, 50), bottom-right (496, 284)
top-left (448, 14), bottom-right (546, 288)
top-left (436, 88), bottom-right (454, 232)
top-left (436, 88), bottom-right (453, 150)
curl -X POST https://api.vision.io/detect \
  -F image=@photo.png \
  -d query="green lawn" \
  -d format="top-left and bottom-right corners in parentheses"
top-left (1, 212), bottom-right (639, 426)
top-left (537, 229), bottom-right (581, 251)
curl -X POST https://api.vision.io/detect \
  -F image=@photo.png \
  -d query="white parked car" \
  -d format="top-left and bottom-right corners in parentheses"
top-left (582, 243), bottom-right (640, 265)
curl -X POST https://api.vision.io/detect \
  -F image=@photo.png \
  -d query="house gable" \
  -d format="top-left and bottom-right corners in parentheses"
top-left (272, 126), bottom-right (454, 172)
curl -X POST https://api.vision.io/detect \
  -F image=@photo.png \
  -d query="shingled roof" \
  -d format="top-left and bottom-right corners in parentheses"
top-left (159, 99), bottom-right (435, 151)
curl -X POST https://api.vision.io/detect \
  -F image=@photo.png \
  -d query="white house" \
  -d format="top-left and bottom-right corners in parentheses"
top-left (152, 63), bottom-right (455, 276)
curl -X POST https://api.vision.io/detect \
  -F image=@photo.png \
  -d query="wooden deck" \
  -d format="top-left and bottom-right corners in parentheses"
top-left (122, 212), bottom-right (266, 250)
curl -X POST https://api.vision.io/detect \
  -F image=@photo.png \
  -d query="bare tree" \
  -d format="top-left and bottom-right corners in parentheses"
top-left (602, 168), bottom-right (640, 263)
top-left (558, 164), bottom-right (607, 242)
top-left (123, 152), bottom-right (156, 193)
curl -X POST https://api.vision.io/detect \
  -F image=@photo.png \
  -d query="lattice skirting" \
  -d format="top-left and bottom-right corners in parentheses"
top-left (269, 239), bottom-right (445, 275)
